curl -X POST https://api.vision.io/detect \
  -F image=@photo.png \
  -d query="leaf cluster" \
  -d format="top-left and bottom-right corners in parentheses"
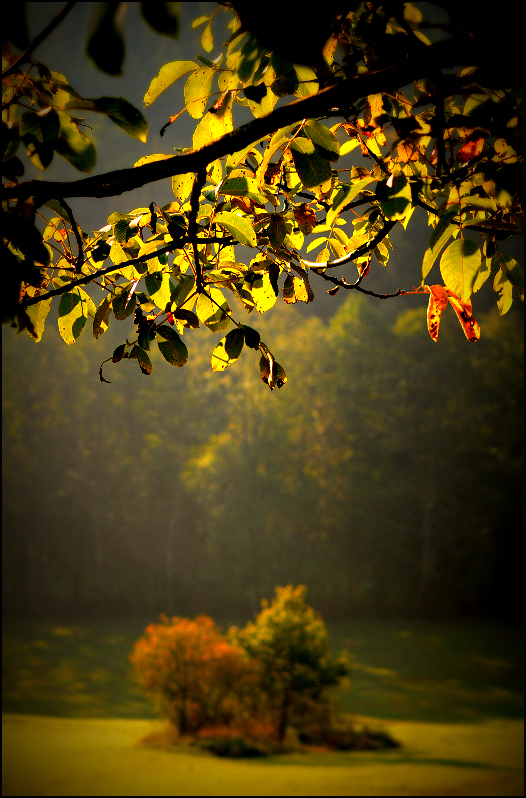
top-left (2, 2), bottom-right (523, 388)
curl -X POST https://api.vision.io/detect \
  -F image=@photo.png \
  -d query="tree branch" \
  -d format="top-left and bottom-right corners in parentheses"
top-left (301, 220), bottom-right (397, 270)
top-left (22, 235), bottom-right (235, 307)
top-left (2, 2), bottom-right (76, 79)
top-left (3, 39), bottom-right (477, 204)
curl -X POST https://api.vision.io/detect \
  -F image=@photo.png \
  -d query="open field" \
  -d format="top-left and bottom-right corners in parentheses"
top-left (2, 618), bottom-right (523, 723)
top-left (2, 714), bottom-right (523, 796)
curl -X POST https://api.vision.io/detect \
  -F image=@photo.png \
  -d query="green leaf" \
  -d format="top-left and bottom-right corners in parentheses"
top-left (184, 67), bottom-right (215, 119)
top-left (131, 344), bottom-right (153, 375)
top-left (379, 174), bottom-right (412, 220)
top-left (156, 325), bottom-right (189, 366)
top-left (145, 271), bottom-right (171, 311)
top-left (113, 287), bottom-right (137, 320)
top-left (112, 343), bottom-right (127, 363)
top-left (240, 324), bottom-right (261, 349)
top-left (171, 275), bottom-right (196, 309)
top-left (54, 111), bottom-right (96, 173)
top-left (86, 2), bottom-right (125, 75)
top-left (498, 254), bottom-right (524, 300)
top-left (267, 215), bottom-right (287, 249)
top-left (303, 121), bottom-right (340, 162)
top-left (140, 2), bottom-right (179, 38)
top-left (58, 287), bottom-right (95, 344)
top-left (196, 288), bottom-right (231, 332)
top-left (25, 297), bottom-right (52, 343)
top-left (493, 269), bottom-right (513, 315)
top-left (327, 178), bottom-right (374, 227)
top-left (143, 61), bottom-right (199, 106)
top-left (440, 239), bottom-right (481, 301)
top-left (43, 199), bottom-right (71, 225)
top-left (219, 174), bottom-right (268, 205)
top-left (211, 328), bottom-right (245, 371)
top-left (214, 212), bottom-right (256, 247)
top-left (290, 138), bottom-right (332, 189)
top-left (421, 228), bottom-right (453, 283)
top-left (91, 97), bottom-right (148, 142)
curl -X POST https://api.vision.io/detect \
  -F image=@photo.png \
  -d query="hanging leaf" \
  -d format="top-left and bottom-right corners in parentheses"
top-left (25, 297), bottom-right (52, 342)
top-left (131, 343), bottom-right (153, 374)
top-left (303, 120), bottom-right (340, 162)
top-left (93, 295), bottom-right (112, 338)
top-left (447, 293), bottom-right (481, 340)
top-left (54, 111), bottom-right (96, 173)
top-left (196, 288), bottom-right (231, 332)
top-left (426, 284), bottom-right (449, 342)
top-left (250, 272), bottom-right (278, 312)
top-left (493, 269), bottom-right (513, 315)
top-left (140, 2), bottom-right (179, 38)
top-left (58, 287), bottom-right (96, 344)
top-left (145, 271), bottom-right (171, 310)
top-left (86, 3), bottom-right (125, 75)
top-left (327, 178), bottom-right (374, 227)
top-left (184, 67), bottom-right (215, 119)
top-left (440, 239), bottom-right (481, 301)
top-left (267, 215), bottom-right (287, 248)
top-left (379, 173), bottom-right (412, 220)
top-left (143, 61), bottom-right (198, 106)
top-left (240, 324), bottom-right (261, 349)
top-left (211, 328), bottom-right (245, 371)
top-left (156, 325), bottom-right (188, 366)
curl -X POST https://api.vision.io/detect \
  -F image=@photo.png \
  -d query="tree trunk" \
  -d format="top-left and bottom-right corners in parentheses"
top-left (278, 687), bottom-right (292, 742)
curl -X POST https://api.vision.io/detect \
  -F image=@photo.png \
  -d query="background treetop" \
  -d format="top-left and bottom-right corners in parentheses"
top-left (2, 2), bottom-right (523, 388)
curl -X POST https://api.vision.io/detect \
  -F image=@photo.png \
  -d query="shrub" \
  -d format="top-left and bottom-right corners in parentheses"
top-left (129, 614), bottom-right (255, 734)
top-left (231, 585), bottom-right (351, 742)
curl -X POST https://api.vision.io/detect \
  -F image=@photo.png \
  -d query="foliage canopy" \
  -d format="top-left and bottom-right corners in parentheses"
top-left (2, 2), bottom-right (523, 388)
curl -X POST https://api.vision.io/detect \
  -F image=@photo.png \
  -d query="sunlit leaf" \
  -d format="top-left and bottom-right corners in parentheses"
top-left (184, 67), bottom-right (215, 119)
top-left (196, 288), bottom-right (231, 332)
top-left (214, 212), bottom-right (256, 247)
top-left (327, 178), bottom-right (374, 227)
top-left (25, 297), bottom-right (52, 342)
top-left (250, 272), bottom-right (277, 312)
top-left (58, 287), bottom-right (96, 344)
top-left (379, 173), bottom-right (412, 221)
top-left (143, 61), bottom-right (198, 106)
top-left (303, 120), bottom-right (340, 162)
top-left (493, 269), bottom-right (513, 315)
top-left (426, 284), bottom-right (448, 342)
top-left (211, 328), bottom-right (245, 371)
top-left (440, 239), bottom-right (481, 301)
top-left (447, 293), bottom-right (481, 340)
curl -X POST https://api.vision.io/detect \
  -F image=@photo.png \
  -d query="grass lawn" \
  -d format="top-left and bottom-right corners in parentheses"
top-left (2, 714), bottom-right (524, 796)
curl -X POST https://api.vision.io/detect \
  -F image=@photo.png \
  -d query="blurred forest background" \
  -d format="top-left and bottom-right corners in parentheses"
top-left (2, 3), bottom-right (524, 628)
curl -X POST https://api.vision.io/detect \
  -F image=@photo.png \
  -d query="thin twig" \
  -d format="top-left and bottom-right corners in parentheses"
top-left (301, 220), bottom-right (397, 270)
top-left (22, 234), bottom-right (235, 307)
top-left (188, 167), bottom-right (207, 292)
top-left (2, 2), bottom-right (76, 79)
top-left (60, 198), bottom-right (84, 274)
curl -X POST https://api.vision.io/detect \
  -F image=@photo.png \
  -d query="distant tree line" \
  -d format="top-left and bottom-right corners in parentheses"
top-left (2, 297), bottom-right (523, 622)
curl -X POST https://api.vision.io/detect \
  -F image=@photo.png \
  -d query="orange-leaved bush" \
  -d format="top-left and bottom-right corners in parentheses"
top-left (129, 614), bottom-right (255, 735)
